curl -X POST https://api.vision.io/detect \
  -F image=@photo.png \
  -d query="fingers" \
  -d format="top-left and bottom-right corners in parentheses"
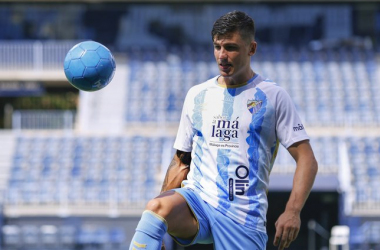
top-left (274, 211), bottom-right (301, 249)
top-left (284, 230), bottom-right (293, 248)
top-left (274, 225), bottom-right (299, 250)
top-left (273, 221), bottom-right (282, 247)
top-left (289, 227), bottom-right (299, 242)
top-left (293, 227), bottom-right (300, 241)
top-left (284, 229), bottom-right (297, 248)
top-left (278, 229), bottom-right (289, 250)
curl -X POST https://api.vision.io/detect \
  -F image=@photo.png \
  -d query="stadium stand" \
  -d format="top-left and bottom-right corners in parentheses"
top-left (347, 137), bottom-right (380, 211)
top-left (6, 135), bottom-right (168, 208)
top-left (0, 2), bottom-right (379, 250)
top-left (4, 133), bottom-right (344, 209)
top-left (119, 39), bottom-right (380, 128)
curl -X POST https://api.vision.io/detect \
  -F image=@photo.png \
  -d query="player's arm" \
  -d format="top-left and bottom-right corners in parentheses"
top-left (160, 150), bottom-right (192, 193)
top-left (274, 140), bottom-right (318, 250)
top-left (159, 150), bottom-right (191, 250)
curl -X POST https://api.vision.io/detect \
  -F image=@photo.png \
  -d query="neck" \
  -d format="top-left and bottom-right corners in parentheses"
top-left (218, 70), bottom-right (255, 87)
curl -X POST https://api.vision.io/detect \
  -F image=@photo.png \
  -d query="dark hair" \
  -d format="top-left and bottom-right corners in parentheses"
top-left (211, 10), bottom-right (255, 43)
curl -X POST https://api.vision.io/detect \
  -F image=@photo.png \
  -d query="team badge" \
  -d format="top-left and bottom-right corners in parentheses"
top-left (247, 99), bottom-right (262, 115)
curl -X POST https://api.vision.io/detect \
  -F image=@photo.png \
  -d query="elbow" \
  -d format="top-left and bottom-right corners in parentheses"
top-left (312, 158), bottom-right (319, 176)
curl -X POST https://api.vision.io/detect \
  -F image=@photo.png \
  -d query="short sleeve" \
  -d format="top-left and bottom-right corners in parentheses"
top-left (275, 87), bottom-right (309, 148)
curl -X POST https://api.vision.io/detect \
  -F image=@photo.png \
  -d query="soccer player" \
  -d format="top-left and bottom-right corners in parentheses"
top-left (129, 10), bottom-right (318, 250)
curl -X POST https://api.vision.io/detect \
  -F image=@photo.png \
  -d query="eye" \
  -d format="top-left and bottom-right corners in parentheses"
top-left (225, 45), bottom-right (238, 51)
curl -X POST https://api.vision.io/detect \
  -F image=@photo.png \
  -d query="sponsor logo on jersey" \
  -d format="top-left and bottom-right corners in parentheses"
top-left (247, 99), bottom-right (262, 115)
top-left (229, 165), bottom-right (249, 201)
top-left (293, 123), bottom-right (304, 131)
top-left (211, 116), bottom-right (239, 142)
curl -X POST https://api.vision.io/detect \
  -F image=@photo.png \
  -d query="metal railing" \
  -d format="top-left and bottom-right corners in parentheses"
top-left (12, 110), bottom-right (76, 130)
top-left (0, 41), bottom-right (79, 71)
top-left (308, 220), bottom-right (330, 250)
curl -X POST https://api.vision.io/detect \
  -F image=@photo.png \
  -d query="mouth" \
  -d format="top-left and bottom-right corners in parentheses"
top-left (219, 62), bottom-right (232, 71)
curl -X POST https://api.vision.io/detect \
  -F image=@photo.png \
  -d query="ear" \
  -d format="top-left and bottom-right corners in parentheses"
top-left (248, 41), bottom-right (257, 56)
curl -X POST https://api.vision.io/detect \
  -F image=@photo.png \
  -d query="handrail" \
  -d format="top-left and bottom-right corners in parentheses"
top-left (308, 220), bottom-right (330, 250)
top-left (0, 40), bottom-right (79, 71)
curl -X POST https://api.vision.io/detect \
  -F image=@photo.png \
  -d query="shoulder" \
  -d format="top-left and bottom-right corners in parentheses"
top-left (256, 78), bottom-right (289, 97)
top-left (186, 76), bottom-right (218, 96)
top-left (257, 78), bottom-right (281, 90)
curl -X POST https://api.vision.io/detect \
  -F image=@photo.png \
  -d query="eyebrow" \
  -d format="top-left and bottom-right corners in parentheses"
top-left (213, 41), bottom-right (238, 46)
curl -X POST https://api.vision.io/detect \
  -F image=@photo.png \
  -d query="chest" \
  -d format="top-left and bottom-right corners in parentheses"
top-left (190, 88), bottom-right (272, 141)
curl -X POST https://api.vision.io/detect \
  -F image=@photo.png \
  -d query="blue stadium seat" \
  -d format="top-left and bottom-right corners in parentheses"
top-left (59, 225), bottom-right (77, 246)
top-left (77, 225), bottom-right (98, 245)
top-left (40, 225), bottom-right (58, 247)
top-left (93, 227), bottom-right (110, 245)
top-left (2, 225), bottom-right (21, 248)
top-left (21, 224), bottom-right (40, 247)
top-left (109, 227), bottom-right (126, 245)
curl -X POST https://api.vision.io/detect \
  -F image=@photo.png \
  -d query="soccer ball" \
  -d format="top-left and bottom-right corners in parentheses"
top-left (63, 41), bottom-right (116, 91)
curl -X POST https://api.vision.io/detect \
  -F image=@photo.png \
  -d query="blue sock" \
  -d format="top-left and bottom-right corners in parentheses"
top-left (129, 210), bottom-right (168, 250)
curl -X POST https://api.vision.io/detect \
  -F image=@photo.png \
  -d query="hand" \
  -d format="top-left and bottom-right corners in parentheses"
top-left (273, 209), bottom-right (301, 250)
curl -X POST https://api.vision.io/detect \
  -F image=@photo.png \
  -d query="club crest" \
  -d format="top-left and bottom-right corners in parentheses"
top-left (247, 99), bottom-right (262, 114)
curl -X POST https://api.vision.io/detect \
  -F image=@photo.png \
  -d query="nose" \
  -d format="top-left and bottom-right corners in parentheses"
top-left (218, 47), bottom-right (228, 60)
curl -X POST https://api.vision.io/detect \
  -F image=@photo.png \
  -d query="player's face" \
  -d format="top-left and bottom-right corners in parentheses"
top-left (213, 31), bottom-right (256, 85)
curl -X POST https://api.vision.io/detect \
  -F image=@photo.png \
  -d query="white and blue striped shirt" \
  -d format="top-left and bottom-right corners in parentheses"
top-left (174, 74), bottom-right (309, 232)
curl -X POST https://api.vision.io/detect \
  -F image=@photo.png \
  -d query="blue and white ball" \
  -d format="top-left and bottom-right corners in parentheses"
top-left (64, 41), bottom-right (116, 91)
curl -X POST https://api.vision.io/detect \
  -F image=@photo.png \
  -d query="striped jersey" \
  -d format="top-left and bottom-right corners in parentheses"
top-left (173, 74), bottom-right (309, 232)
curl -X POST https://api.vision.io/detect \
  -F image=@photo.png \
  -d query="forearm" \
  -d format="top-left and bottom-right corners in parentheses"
top-left (286, 154), bottom-right (318, 213)
top-left (160, 150), bottom-right (191, 193)
top-left (273, 142), bottom-right (318, 249)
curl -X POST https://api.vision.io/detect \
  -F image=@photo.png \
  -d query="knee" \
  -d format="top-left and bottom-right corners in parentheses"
top-left (145, 198), bottom-right (167, 217)
top-left (145, 191), bottom-right (181, 220)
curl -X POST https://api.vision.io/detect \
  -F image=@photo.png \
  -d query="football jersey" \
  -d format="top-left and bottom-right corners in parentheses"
top-left (173, 74), bottom-right (309, 232)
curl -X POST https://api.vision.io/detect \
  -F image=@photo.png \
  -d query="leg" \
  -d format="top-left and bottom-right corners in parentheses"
top-left (211, 209), bottom-right (267, 250)
top-left (129, 190), bottom-right (198, 250)
top-left (146, 190), bottom-right (198, 239)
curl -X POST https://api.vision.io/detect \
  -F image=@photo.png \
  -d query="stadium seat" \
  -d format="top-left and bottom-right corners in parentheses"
top-left (109, 227), bottom-right (126, 244)
top-left (77, 225), bottom-right (98, 245)
top-left (59, 225), bottom-right (77, 246)
top-left (21, 224), bottom-right (40, 247)
top-left (40, 225), bottom-right (58, 247)
top-left (2, 225), bottom-right (21, 248)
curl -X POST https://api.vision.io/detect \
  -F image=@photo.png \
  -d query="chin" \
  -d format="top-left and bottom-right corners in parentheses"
top-left (220, 71), bottom-right (233, 77)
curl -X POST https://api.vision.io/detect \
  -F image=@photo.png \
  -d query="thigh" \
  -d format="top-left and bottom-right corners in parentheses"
top-left (172, 188), bottom-right (213, 246)
top-left (153, 190), bottom-right (198, 239)
top-left (211, 211), bottom-right (268, 250)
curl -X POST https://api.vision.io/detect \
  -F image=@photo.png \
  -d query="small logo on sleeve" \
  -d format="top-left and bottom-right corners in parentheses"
top-left (293, 124), bottom-right (304, 132)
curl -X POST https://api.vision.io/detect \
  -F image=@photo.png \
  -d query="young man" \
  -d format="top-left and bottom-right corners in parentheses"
top-left (129, 10), bottom-right (318, 250)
